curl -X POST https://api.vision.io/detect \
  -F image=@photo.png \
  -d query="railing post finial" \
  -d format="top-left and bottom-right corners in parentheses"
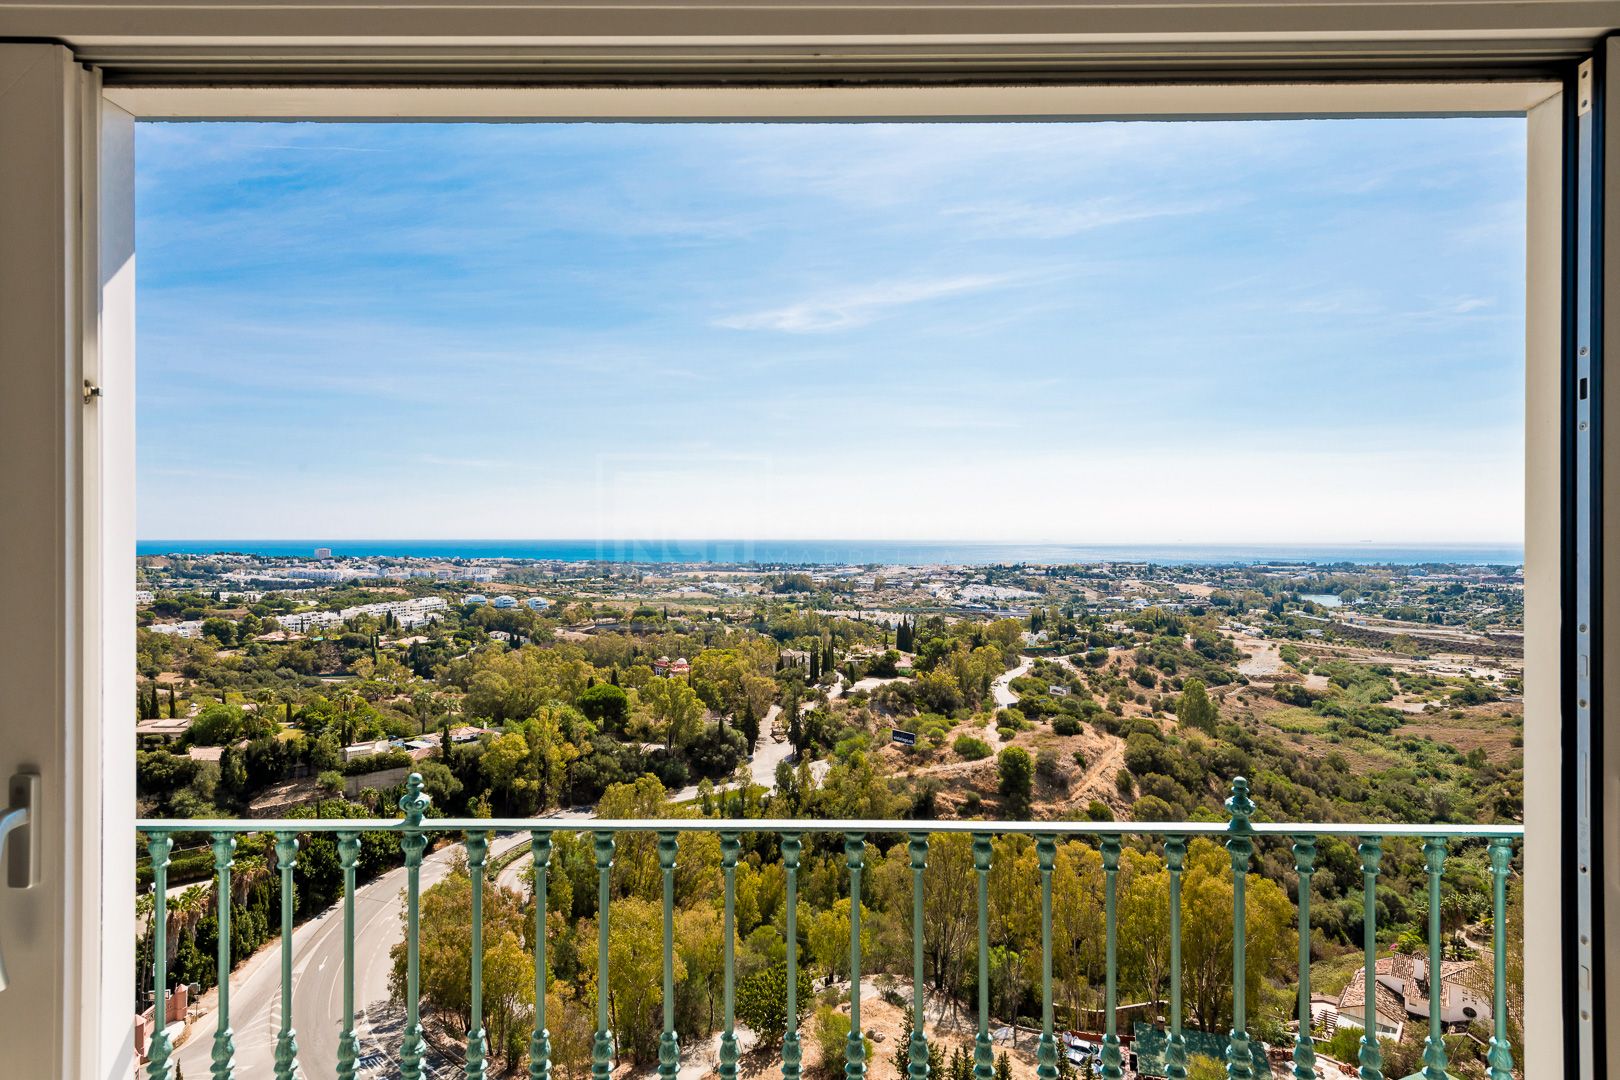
top-left (1225, 776), bottom-right (1255, 832)
top-left (399, 772), bottom-right (430, 824)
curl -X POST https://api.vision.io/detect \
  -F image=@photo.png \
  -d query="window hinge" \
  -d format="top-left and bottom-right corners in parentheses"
top-left (82, 379), bottom-right (101, 405)
top-left (1579, 59), bottom-right (1594, 116)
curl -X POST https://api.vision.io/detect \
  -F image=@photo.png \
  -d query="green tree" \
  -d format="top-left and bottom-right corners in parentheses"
top-left (188, 702), bottom-right (244, 746)
top-left (736, 961), bottom-right (813, 1050)
top-left (641, 676), bottom-right (704, 750)
top-left (576, 682), bottom-right (630, 732)
top-left (1174, 678), bottom-right (1219, 734)
top-left (388, 855), bottom-right (534, 1072)
top-left (997, 746), bottom-right (1034, 819)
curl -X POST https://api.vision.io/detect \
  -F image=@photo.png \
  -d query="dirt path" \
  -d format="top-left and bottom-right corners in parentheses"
top-left (1072, 737), bottom-right (1127, 805)
top-left (1234, 635), bottom-right (1283, 677)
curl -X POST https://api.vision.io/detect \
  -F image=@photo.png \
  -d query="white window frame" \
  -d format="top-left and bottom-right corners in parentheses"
top-left (0, 37), bottom-right (1598, 1080)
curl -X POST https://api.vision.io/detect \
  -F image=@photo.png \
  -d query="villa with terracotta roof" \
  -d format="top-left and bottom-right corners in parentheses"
top-left (1334, 954), bottom-right (1492, 1043)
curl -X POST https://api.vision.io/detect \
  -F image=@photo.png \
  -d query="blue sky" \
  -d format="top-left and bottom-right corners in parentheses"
top-left (135, 119), bottom-right (1525, 543)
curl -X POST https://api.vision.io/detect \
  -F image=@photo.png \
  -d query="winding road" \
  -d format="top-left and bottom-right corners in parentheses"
top-left (986, 655), bottom-right (1035, 744)
top-left (173, 820), bottom-right (581, 1079)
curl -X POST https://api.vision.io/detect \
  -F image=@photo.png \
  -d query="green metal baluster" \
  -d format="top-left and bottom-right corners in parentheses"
top-left (1292, 837), bottom-right (1316, 1080)
top-left (721, 832), bottom-right (742, 1080)
top-left (1358, 838), bottom-right (1384, 1080)
top-left (659, 832), bottom-right (681, 1080)
top-left (210, 833), bottom-right (237, 1080)
top-left (400, 773), bottom-right (432, 1080)
top-left (466, 831), bottom-right (490, 1080)
top-left (782, 834), bottom-right (803, 1080)
top-left (1225, 779), bottom-right (1255, 1080)
top-left (273, 834), bottom-right (300, 1080)
top-left (1486, 839), bottom-right (1515, 1080)
top-left (530, 831), bottom-right (553, 1080)
top-left (972, 834), bottom-right (995, 1080)
top-left (846, 833), bottom-right (867, 1080)
top-left (336, 831), bottom-right (361, 1080)
top-left (592, 831), bottom-right (615, 1080)
top-left (1100, 837), bottom-right (1121, 1080)
top-left (908, 833), bottom-right (930, 1080)
top-left (1415, 838), bottom-right (1450, 1080)
top-left (1165, 836), bottom-right (1187, 1080)
top-left (146, 833), bottom-right (175, 1080)
top-left (1035, 835), bottom-right (1057, 1080)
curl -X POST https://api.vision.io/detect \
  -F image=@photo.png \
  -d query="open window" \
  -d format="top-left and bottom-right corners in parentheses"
top-left (0, 26), bottom-right (1608, 1080)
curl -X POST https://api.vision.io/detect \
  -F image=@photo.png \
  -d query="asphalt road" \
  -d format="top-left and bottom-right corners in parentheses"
top-left (172, 825), bottom-right (557, 1079)
top-left (171, 692), bottom-right (844, 1078)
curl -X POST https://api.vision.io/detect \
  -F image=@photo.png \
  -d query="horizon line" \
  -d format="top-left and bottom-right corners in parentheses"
top-left (136, 537), bottom-right (1525, 545)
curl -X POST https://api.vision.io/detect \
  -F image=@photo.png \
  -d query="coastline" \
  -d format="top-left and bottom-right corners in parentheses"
top-left (135, 538), bottom-right (1525, 567)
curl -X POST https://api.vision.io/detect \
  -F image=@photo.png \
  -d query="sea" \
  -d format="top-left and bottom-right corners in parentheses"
top-left (134, 539), bottom-right (1525, 567)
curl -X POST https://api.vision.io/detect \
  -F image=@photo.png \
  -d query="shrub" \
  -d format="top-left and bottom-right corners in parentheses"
top-left (1052, 716), bottom-right (1082, 736)
top-left (997, 746), bottom-right (1034, 819)
top-left (1114, 768), bottom-right (1135, 796)
top-left (813, 1007), bottom-right (871, 1079)
top-left (1273, 682), bottom-right (1314, 707)
top-left (1035, 747), bottom-right (1064, 786)
top-left (340, 748), bottom-right (414, 776)
top-left (737, 962), bottom-right (814, 1050)
top-left (953, 735), bottom-right (992, 760)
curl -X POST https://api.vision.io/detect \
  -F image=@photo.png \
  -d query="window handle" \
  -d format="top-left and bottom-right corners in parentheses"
top-left (0, 772), bottom-right (39, 993)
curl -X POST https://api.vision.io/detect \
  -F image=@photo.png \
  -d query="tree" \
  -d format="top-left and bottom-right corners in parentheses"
top-left (893, 1022), bottom-right (945, 1080)
top-left (739, 699), bottom-right (760, 754)
top-left (641, 676), bottom-right (704, 750)
top-left (577, 682), bottom-right (630, 732)
top-left (807, 898), bottom-right (870, 984)
top-left (200, 617), bottom-right (236, 646)
top-left (389, 856), bottom-right (534, 1072)
top-left (1178, 840), bottom-right (1294, 1033)
top-left (601, 897), bottom-right (672, 1065)
top-left (736, 962), bottom-right (813, 1049)
top-left (1175, 678), bottom-right (1218, 734)
top-left (997, 746), bottom-right (1034, 819)
top-left (994, 1052), bottom-right (1012, 1080)
top-left (188, 702), bottom-right (244, 746)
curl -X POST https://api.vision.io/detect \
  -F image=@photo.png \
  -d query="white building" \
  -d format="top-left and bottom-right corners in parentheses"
top-left (1335, 954), bottom-right (1491, 1042)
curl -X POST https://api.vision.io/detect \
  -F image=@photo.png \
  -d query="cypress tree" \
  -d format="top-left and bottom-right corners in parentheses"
top-left (168, 686), bottom-right (177, 719)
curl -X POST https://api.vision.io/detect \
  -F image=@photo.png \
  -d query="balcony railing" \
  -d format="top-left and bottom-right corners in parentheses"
top-left (136, 775), bottom-right (1522, 1080)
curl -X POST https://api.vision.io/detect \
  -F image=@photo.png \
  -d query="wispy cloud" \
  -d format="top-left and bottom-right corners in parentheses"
top-left (942, 197), bottom-right (1220, 239)
top-left (714, 274), bottom-right (1016, 333)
